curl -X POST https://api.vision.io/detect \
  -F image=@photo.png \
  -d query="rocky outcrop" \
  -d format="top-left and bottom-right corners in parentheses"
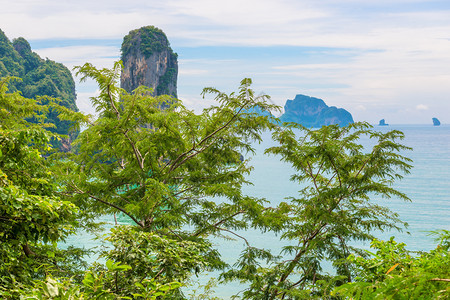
top-left (379, 119), bottom-right (388, 126)
top-left (280, 94), bottom-right (353, 127)
top-left (120, 26), bottom-right (178, 98)
top-left (432, 117), bottom-right (441, 126)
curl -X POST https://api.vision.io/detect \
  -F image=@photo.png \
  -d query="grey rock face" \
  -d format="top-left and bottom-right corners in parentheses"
top-left (120, 26), bottom-right (178, 98)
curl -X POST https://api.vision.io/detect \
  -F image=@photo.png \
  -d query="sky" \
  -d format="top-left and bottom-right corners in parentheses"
top-left (2, 0), bottom-right (450, 124)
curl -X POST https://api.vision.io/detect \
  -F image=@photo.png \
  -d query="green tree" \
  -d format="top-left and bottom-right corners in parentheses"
top-left (55, 61), bottom-right (279, 297)
top-left (222, 122), bottom-right (413, 299)
top-left (0, 77), bottom-right (81, 298)
top-left (20, 259), bottom-right (181, 300)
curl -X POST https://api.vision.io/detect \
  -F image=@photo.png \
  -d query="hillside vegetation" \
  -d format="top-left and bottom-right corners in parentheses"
top-left (0, 29), bottom-right (78, 147)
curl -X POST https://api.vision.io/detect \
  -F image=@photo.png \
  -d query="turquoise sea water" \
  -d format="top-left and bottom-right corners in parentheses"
top-left (208, 124), bottom-right (450, 297)
top-left (241, 124), bottom-right (450, 251)
top-left (373, 125), bottom-right (450, 249)
top-left (65, 124), bottom-right (450, 297)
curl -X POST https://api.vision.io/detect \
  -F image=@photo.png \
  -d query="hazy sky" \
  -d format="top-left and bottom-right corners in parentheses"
top-left (2, 0), bottom-right (450, 124)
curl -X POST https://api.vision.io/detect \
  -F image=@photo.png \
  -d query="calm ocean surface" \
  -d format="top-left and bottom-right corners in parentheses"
top-left (241, 124), bottom-right (450, 251)
top-left (66, 124), bottom-right (450, 297)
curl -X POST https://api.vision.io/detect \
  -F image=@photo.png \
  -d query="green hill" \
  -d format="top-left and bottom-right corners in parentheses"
top-left (0, 29), bottom-right (78, 149)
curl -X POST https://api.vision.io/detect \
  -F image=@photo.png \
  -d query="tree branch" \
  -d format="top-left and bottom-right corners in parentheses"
top-left (107, 84), bottom-right (120, 120)
top-left (269, 222), bottom-right (328, 299)
top-left (193, 210), bottom-right (245, 237)
top-left (87, 193), bottom-right (143, 228)
top-left (430, 278), bottom-right (450, 282)
top-left (122, 129), bottom-right (145, 171)
top-left (216, 227), bottom-right (250, 247)
top-left (106, 82), bottom-right (145, 171)
top-left (22, 243), bottom-right (35, 257)
top-left (67, 182), bottom-right (143, 228)
top-left (165, 99), bottom-right (251, 177)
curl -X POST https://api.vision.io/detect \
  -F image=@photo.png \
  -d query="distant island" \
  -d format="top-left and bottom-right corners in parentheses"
top-left (378, 119), bottom-right (388, 126)
top-left (280, 94), bottom-right (353, 127)
top-left (432, 117), bottom-right (441, 126)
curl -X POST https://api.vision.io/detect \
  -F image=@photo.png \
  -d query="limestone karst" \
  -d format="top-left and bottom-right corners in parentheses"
top-left (120, 26), bottom-right (178, 98)
top-left (280, 94), bottom-right (354, 127)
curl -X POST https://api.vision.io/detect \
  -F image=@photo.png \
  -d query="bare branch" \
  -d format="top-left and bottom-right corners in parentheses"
top-left (430, 278), bottom-right (450, 282)
top-left (87, 193), bottom-right (143, 228)
top-left (106, 84), bottom-right (121, 120)
top-left (122, 129), bottom-right (145, 171)
top-left (67, 182), bottom-right (143, 228)
top-left (217, 227), bottom-right (250, 247)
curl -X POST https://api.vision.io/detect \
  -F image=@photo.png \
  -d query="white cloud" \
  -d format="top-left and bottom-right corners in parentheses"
top-left (416, 104), bottom-right (429, 111)
top-left (2, 0), bottom-right (450, 123)
top-left (165, 0), bottom-right (328, 27)
top-left (76, 91), bottom-right (99, 116)
top-left (33, 46), bottom-right (120, 69)
top-left (3, 0), bottom-right (450, 56)
top-left (273, 63), bottom-right (345, 71)
top-left (178, 69), bottom-right (209, 76)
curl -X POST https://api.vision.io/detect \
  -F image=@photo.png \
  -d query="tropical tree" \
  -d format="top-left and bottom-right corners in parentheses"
top-left (1, 67), bottom-right (419, 299)
top-left (222, 122), bottom-right (413, 299)
top-left (54, 61), bottom-right (280, 297)
top-left (0, 77), bottom-right (80, 297)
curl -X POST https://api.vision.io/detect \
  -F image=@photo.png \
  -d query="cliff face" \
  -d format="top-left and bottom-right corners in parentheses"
top-left (280, 94), bottom-right (354, 127)
top-left (120, 26), bottom-right (178, 98)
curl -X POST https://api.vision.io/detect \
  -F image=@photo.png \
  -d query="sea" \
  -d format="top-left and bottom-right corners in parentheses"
top-left (65, 124), bottom-right (450, 298)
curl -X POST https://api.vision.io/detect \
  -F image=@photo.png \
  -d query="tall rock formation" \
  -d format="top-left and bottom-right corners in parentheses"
top-left (120, 26), bottom-right (178, 97)
top-left (280, 94), bottom-right (353, 127)
top-left (379, 119), bottom-right (388, 126)
top-left (432, 117), bottom-right (441, 126)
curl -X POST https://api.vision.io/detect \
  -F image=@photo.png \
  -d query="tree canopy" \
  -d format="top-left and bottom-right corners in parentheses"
top-left (0, 77), bottom-right (80, 297)
top-left (221, 122), bottom-right (413, 298)
top-left (52, 61), bottom-right (280, 297)
top-left (1, 60), bottom-right (447, 299)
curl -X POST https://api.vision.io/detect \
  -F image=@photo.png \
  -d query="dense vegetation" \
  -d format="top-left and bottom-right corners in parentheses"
top-left (334, 232), bottom-right (450, 299)
top-left (0, 77), bottom-right (84, 298)
top-left (121, 26), bottom-right (176, 60)
top-left (0, 29), bottom-right (78, 149)
top-left (0, 61), bottom-right (448, 299)
top-left (156, 66), bottom-right (177, 96)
